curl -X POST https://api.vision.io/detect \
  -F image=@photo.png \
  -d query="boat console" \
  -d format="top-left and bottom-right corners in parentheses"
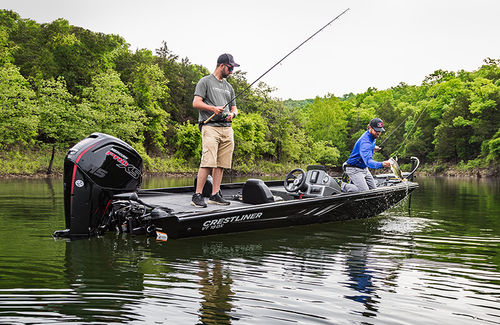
top-left (284, 165), bottom-right (341, 197)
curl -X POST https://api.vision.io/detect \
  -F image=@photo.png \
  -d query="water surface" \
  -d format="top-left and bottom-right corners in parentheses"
top-left (0, 176), bottom-right (498, 324)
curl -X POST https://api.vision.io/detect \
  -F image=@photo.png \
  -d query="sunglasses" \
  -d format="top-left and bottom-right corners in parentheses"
top-left (224, 64), bottom-right (234, 72)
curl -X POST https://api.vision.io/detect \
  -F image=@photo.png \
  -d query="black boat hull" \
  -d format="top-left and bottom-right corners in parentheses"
top-left (151, 182), bottom-right (417, 239)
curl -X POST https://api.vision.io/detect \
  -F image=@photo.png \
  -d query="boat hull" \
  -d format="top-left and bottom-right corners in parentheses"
top-left (152, 182), bottom-right (417, 239)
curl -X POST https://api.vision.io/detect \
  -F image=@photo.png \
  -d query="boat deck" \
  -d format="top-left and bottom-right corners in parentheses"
top-left (133, 175), bottom-right (414, 216)
top-left (137, 184), bottom-right (291, 215)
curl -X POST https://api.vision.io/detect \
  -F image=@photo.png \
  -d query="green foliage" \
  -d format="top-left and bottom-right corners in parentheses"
top-left (310, 140), bottom-right (340, 166)
top-left (0, 9), bottom-right (498, 175)
top-left (0, 63), bottom-right (38, 148)
top-left (0, 26), bottom-right (14, 65)
top-left (486, 128), bottom-right (500, 162)
top-left (305, 95), bottom-right (347, 157)
top-left (173, 122), bottom-right (201, 162)
top-left (131, 63), bottom-right (172, 150)
top-left (7, 15), bottom-right (128, 94)
top-left (264, 102), bottom-right (311, 163)
top-left (148, 156), bottom-right (196, 173)
top-left (36, 77), bottom-right (87, 144)
top-left (456, 159), bottom-right (487, 171)
top-left (0, 145), bottom-right (65, 175)
top-left (79, 70), bottom-right (146, 144)
top-left (233, 113), bottom-right (273, 165)
top-left (283, 98), bottom-right (314, 108)
top-left (154, 42), bottom-right (209, 122)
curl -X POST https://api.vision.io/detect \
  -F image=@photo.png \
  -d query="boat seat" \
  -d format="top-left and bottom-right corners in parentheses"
top-left (242, 179), bottom-right (276, 204)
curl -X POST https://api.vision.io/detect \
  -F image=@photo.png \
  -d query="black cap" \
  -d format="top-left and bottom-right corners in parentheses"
top-left (217, 53), bottom-right (240, 67)
top-left (369, 118), bottom-right (385, 132)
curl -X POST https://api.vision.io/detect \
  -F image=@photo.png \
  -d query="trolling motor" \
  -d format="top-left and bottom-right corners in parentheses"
top-left (53, 133), bottom-right (143, 238)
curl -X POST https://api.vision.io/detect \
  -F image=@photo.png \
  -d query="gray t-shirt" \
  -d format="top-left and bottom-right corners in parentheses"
top-left (194, 74), bottom-right (236, 126)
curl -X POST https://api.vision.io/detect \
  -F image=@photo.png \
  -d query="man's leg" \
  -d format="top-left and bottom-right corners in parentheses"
top-left (197, 126), bottom-right (218, 194)
top-left (341, 182), bottom-right (359, 192)
top-left (208, 167), bottom-right (230, 205)
top-left (211, 167), bottom-right (224, 195)
top-left (196, 167), bottom-right (211, 194)
top-left (365, 170), bottom-right (377, 190)
top-left (346, 167), bottom-right (369, 192)
top-left (192, 167), bottom-right (211, 207)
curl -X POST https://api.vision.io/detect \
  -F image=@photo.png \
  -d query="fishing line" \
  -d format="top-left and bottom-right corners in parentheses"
top-left (380, 81), bottom-right (445, 156)
top-left (203, 8), bottom-right (350, 124)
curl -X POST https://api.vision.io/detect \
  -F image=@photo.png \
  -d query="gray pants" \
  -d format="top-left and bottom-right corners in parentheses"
top-left (345, 167), bottom-right (377, 192)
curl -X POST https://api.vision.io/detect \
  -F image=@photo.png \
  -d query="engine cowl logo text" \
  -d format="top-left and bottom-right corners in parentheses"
top-left (105, 151), bottom-right (140, 179)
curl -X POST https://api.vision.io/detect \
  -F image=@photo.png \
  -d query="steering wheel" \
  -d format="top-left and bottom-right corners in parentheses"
top-left (284, 168), bottom-right (306, 192)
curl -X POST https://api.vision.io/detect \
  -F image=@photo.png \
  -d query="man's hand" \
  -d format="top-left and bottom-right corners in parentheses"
top-left (382, 160), bottom-right (391, 168)
top-left (375, 145), bottom-right (381, 152)
top-left (212, 106), bottom-right (225, 115)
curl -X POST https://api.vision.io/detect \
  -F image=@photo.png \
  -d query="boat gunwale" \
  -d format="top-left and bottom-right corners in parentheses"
top-left (140, 180), bottom-right (418, 220)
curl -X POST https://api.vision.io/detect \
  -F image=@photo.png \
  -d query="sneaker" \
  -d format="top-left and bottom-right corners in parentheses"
top-left (208, 191), bottom-right (230, 205)
top-left (191, 193), bottom-right (207, 208)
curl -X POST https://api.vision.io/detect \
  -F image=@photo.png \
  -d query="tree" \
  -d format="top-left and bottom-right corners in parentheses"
top-left (233, 113), bottom-right (273, 166)
top-left (79, 70), bottom-right (145, 144)
top-left (173, 121), bottom-right (201, 163)
top-left (304, 95), bottom-right (347, 159)
top-left (36, 77), bottom-right (88, 173)
top-left (0, 26), bottom-right (13, 65)
top-left (155, 43), bottom-right (209, 122)
top-left (0, 63), bottom-right (38, 148)
top-left (131, 63), bottom-right (172, 151)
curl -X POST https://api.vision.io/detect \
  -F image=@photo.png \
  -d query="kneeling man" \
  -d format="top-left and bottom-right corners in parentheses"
top-left (344, 118), bottom-right (391, 192)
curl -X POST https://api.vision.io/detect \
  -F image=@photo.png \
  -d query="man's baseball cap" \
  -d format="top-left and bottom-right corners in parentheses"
top-left (369, 118), bottom-right (385, 132)
top-left (217, 53), bottom-right (240, 67)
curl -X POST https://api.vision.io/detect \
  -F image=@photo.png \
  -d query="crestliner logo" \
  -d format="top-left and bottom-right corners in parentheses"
top-left (202, 212), bottom-right (263, 231)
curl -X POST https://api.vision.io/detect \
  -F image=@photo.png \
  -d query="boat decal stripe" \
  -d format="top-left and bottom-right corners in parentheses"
top-left (75, 142), bottom-right (99, 164)
top-left (101, 200), bottom-right (112, 220)
top-left (313, 203), bottom-right (344, 216)
top-left (304, 207), bottom-right (320, 215)
top-left (70, 164), bottom-right (77, 215)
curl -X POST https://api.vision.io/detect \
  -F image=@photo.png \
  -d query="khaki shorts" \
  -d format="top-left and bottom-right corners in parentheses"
top-left (200, 125), bottom-right (234, 168)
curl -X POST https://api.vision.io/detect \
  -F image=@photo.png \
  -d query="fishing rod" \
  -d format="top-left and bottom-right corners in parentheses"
top-left (203, 8), bottom-right (350, 124)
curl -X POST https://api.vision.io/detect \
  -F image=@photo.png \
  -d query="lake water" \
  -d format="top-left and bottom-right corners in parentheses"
top-left (0, 176), bottom-right (498, 324)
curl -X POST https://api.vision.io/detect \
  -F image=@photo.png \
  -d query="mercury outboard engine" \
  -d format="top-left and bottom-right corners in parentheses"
top-left (53, 133), bottom-right (143, 238)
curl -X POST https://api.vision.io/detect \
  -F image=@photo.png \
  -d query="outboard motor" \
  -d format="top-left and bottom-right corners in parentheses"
top-left (53, 133), bottom-right (143, 238)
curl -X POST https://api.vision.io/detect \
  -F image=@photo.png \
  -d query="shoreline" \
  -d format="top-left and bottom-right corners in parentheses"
top-left (0, 165), bottom-right (498, 180)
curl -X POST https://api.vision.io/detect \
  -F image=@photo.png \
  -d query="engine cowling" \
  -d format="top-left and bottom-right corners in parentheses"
top-left (55, 133), bottom-right (143, 238)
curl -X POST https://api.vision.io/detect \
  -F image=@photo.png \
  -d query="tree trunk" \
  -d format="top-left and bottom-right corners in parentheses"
top-left (47, 144), bottom-right (55, 175)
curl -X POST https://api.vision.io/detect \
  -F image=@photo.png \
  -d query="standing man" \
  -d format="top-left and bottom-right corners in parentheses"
top-left (191, 53), bottom-right (239, 207)
top-left (344, 118), bottom-right (391, 192)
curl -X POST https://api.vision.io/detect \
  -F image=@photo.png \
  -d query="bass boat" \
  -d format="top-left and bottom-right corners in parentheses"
top-left (53, 133), bottom-right (420, 240)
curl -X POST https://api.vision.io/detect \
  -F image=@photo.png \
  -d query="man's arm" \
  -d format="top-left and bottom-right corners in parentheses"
top-left (360, 140), bottom-right (384, 169)
top-left (225, 106), bottom-right (238, 121)
top-left (193, 96), bottom-right (224, 115)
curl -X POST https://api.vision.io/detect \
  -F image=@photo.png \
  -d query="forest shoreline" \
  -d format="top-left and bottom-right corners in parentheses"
top-left (1, 164), bottom-right (498, 180)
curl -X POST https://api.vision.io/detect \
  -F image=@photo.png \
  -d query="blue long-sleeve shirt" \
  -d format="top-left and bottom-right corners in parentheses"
top-left (346, 130), bottom-right (383, 169)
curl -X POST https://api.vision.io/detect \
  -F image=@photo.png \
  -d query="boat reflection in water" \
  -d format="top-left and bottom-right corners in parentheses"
top-left (59, 215), bottom-right (409, 324)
